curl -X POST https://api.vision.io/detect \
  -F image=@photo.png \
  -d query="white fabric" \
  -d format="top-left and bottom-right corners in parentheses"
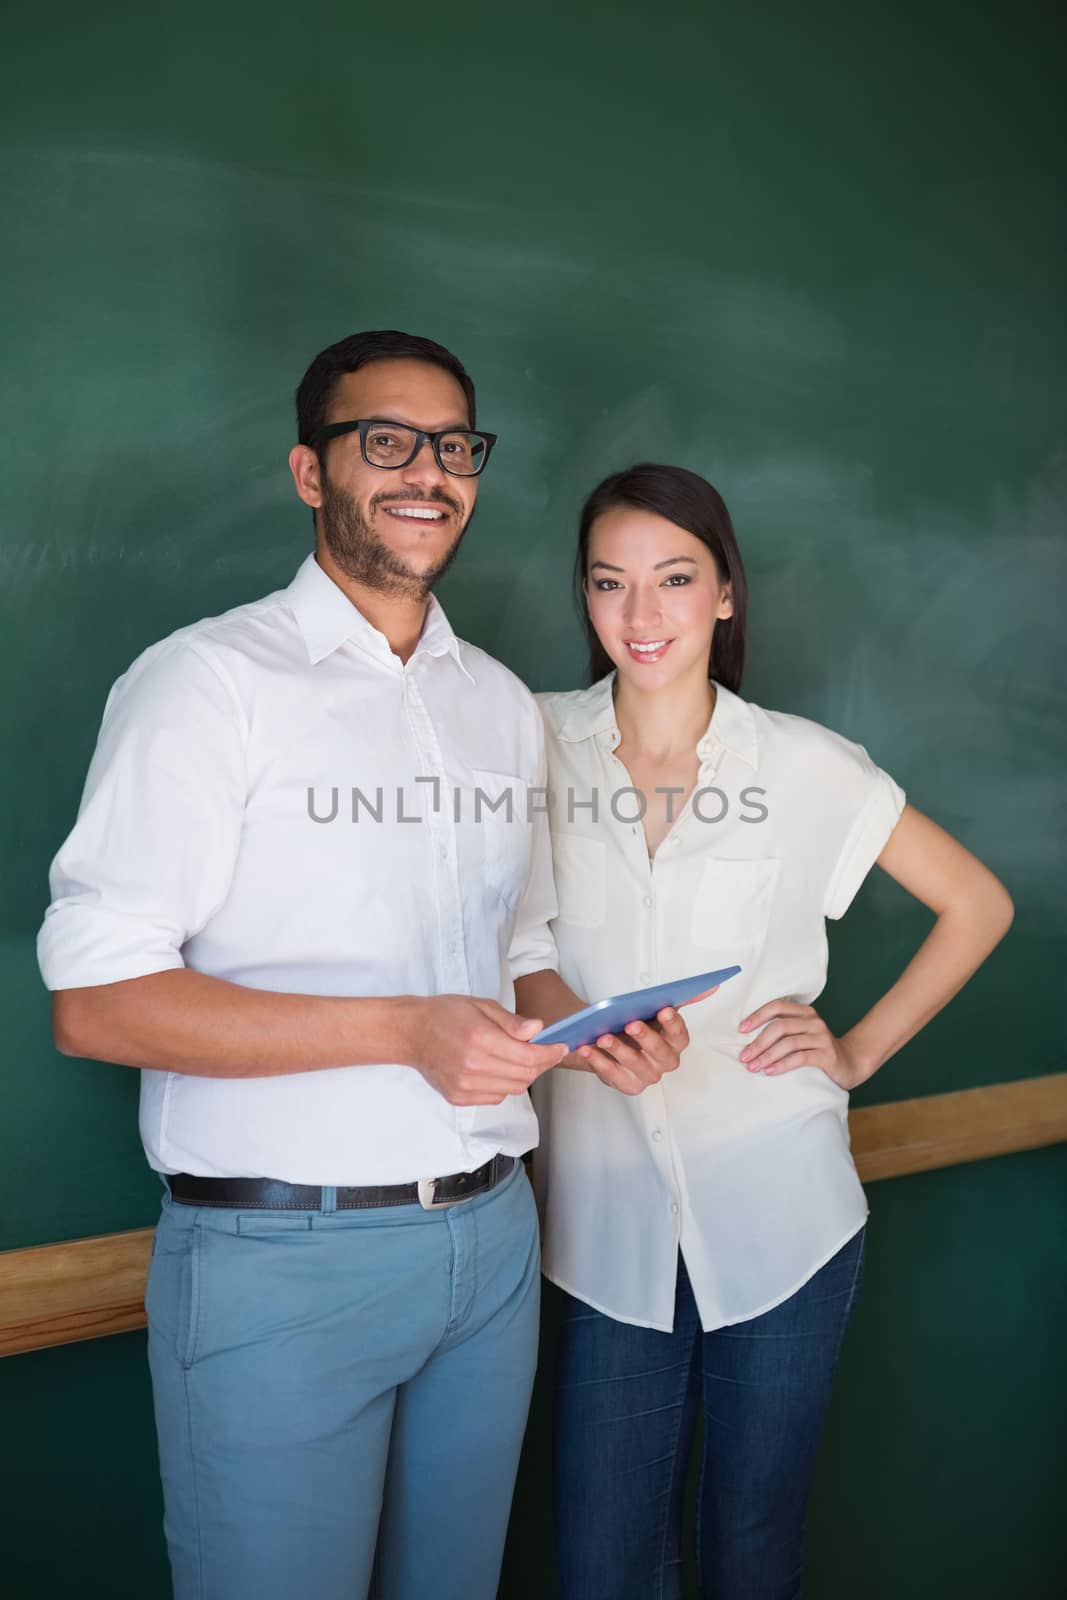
top-left (530, 673), bottom-right (906, 1332)
top-left (38, 553), bottom-right (557, 1184)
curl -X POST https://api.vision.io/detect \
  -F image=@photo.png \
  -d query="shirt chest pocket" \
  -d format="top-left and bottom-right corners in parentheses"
top-left (549, 831), bottom-right (607, 930)
top-left (469, 768), bottom-right (530, 911)
top-left (690, 857), bottom-right (781, 951)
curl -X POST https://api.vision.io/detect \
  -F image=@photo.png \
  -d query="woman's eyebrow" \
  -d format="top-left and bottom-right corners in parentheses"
top-left (589, 556), bottom-right (700, 573)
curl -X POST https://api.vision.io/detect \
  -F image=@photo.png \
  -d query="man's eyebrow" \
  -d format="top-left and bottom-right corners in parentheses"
top-left (356, 414), bottom-right (473, 432)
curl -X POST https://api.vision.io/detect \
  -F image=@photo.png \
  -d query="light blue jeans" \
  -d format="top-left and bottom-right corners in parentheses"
top-left (145, 1158), bottom-right (540, 1600)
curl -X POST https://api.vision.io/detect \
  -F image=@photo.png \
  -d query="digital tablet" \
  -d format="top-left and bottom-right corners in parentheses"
top-left (531, 966), bottom-right (742, 1051)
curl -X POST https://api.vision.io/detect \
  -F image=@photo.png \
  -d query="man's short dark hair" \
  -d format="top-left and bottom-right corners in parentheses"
top-left (295, 330), bottom-right (477, 449)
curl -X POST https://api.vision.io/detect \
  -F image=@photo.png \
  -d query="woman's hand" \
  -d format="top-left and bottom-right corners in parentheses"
top-left (738, 998), bottom-right (869, 1090)
top-left (574, 1002), bottom-right (699, 1096)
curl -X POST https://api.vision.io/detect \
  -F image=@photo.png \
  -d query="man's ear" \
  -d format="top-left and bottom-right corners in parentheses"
top-left (289, 444), bottom-right (323, 510)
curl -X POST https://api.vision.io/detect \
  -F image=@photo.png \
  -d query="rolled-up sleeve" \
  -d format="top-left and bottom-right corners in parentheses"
top-left (822, 738), bottom-right (906, 921)
top-left (37, 638), bottom-right (247, 990)
top-left (506, 722), bottom-right (560, 982)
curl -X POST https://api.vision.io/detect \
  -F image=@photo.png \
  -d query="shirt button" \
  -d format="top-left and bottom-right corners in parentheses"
top-left (438, 843), bottom-right (448, 860)
top-left (669, 1201), bottom-right (679, 1215)
top-left (643, 895), bottom-right (653, 909)
top-left (651, 1128), bottom-right (663, 1142)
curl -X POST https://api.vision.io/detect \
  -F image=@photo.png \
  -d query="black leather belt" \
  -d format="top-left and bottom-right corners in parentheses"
top-left (168, 1153), bottom-right (516, 1213)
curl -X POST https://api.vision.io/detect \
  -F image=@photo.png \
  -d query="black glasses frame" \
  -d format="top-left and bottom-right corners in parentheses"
top-left (310, 417), bottom-right (498, 477)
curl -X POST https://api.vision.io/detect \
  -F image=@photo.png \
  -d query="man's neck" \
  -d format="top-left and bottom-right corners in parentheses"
top-left (314, 545), bottom-right (430, 665)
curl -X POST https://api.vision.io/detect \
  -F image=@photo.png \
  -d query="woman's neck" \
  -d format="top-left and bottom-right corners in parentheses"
top-left (612, 670), bottom-right (717, 763)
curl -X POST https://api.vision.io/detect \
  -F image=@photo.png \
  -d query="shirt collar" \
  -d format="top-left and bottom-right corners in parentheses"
top-left (285, 553), bottom-right (474, 682)
top-left (554, 670), bottom-right (759, 770)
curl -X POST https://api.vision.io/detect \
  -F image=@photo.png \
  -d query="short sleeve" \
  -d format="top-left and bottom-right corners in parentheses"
top-left (37, 638), bottom-right (248, 989)
top-left (822, 738), bottom-right (906, 921)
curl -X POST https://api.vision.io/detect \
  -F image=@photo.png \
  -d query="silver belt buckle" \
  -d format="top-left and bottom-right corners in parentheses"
top-left (417, 1176), bottom-right (454, 1211)
top-left (417, 1174), bottom-right (483, 1211)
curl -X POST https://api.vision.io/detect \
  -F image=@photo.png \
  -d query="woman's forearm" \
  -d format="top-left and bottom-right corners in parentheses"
top-left (514, 968), bottom-right (585, 1030)
top-left (844, 879), bottom-right (1014, 1083)
top-left (514, 968), bottom-right (596, 1074)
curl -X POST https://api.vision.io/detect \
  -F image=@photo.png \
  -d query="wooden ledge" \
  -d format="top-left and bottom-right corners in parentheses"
top-left (2, 1073), bottom-right (1065, 1357)
top-left (848, 1071), bottom-right (1067, 1182)
top-left (0, 1227), bottom-right (154, 1357)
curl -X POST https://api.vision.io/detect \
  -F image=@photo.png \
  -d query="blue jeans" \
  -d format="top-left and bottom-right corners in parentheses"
top-left (553, 1229), bottom-right (866, 1600)
top-left (145, 1159), bottom-right (540, 1600)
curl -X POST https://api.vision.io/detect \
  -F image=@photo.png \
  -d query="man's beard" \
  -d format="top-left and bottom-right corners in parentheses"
top-left (319, 471), bottom-right (471, 599)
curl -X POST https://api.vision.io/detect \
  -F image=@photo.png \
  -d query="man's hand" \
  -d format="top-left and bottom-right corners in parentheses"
top-left (738, 998), bottom-right (868, 1090)
top-left (572, 990), bottom-right (714, 1096)
top-left (403, 995), bottom-right (569, 1106)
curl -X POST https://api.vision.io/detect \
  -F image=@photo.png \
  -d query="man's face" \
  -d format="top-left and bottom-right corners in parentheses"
top-left (296, 358), bottom-right (480, 598)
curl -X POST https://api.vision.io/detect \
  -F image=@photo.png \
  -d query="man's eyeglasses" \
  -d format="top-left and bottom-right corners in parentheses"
top-left (311, 418), bottom-right (498, 478)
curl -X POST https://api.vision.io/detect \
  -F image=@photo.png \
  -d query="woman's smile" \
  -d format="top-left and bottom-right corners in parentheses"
top-left (623, 637), bottom-right (675, 663)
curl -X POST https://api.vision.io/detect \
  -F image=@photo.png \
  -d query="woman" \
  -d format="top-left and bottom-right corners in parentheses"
top-left (514, 464), bottom-right (1013, 1599)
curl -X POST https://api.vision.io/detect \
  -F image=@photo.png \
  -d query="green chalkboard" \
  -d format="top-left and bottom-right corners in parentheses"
top-left (1, 1), bottom-right (1063, 1595)
top-left (3, 0), bottom-right (1063, 1252)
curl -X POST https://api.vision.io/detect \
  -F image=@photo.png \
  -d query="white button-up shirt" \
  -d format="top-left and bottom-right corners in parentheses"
top-left (530, 673), bottom-right (906, 1332)
top-left (38, 554), bottom-right (557, 1185)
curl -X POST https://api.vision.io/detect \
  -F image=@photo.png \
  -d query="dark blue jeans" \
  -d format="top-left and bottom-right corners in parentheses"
top-left (553, 1229), bottom-right (866, 1600)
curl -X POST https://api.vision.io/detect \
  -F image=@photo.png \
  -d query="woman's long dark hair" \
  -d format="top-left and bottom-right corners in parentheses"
top-left (575, 463), bottom-right (748, 692)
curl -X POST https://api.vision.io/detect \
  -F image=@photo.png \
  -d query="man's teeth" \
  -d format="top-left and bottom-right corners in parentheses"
top-left (628, 640), bottom-right (668, 653)
top-left (387, 507), bottom-right (446, 520)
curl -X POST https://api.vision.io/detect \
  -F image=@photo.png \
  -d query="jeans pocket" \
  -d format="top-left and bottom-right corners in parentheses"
top-left (844, 1227), bottom-right (867, 1320)
top-left (146, 1216), bottom-right (203, 1371)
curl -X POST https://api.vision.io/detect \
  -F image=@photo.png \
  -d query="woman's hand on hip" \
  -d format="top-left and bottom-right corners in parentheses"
top-left (738, 998), bottom-right (868, 1090)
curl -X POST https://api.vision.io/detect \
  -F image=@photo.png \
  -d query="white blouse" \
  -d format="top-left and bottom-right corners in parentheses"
top-left (530, 673), bottom-right (906, 1332)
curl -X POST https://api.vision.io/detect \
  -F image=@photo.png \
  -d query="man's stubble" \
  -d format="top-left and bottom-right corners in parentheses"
top-left (319, 471), bottom-right (472, 600)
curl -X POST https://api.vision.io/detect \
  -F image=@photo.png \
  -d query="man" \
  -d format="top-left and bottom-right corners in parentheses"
top-left (38, 331), bottom-right (690, 1600)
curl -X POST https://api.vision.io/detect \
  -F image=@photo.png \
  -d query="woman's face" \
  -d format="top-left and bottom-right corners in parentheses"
top-left (584, 506), bottom-right (733, 690)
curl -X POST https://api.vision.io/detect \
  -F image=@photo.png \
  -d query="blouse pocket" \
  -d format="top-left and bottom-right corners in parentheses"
top-left (550, 831), bottom-right (607, 930)
top-left (690, 856), bottom-right (781, 951)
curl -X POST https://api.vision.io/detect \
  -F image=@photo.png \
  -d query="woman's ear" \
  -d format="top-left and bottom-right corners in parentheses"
top-left (718, 584), bottom-right (734, 620)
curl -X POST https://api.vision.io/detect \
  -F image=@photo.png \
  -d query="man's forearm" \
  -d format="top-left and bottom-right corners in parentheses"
top-left (52, 968), bottom-right (418, 1079)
